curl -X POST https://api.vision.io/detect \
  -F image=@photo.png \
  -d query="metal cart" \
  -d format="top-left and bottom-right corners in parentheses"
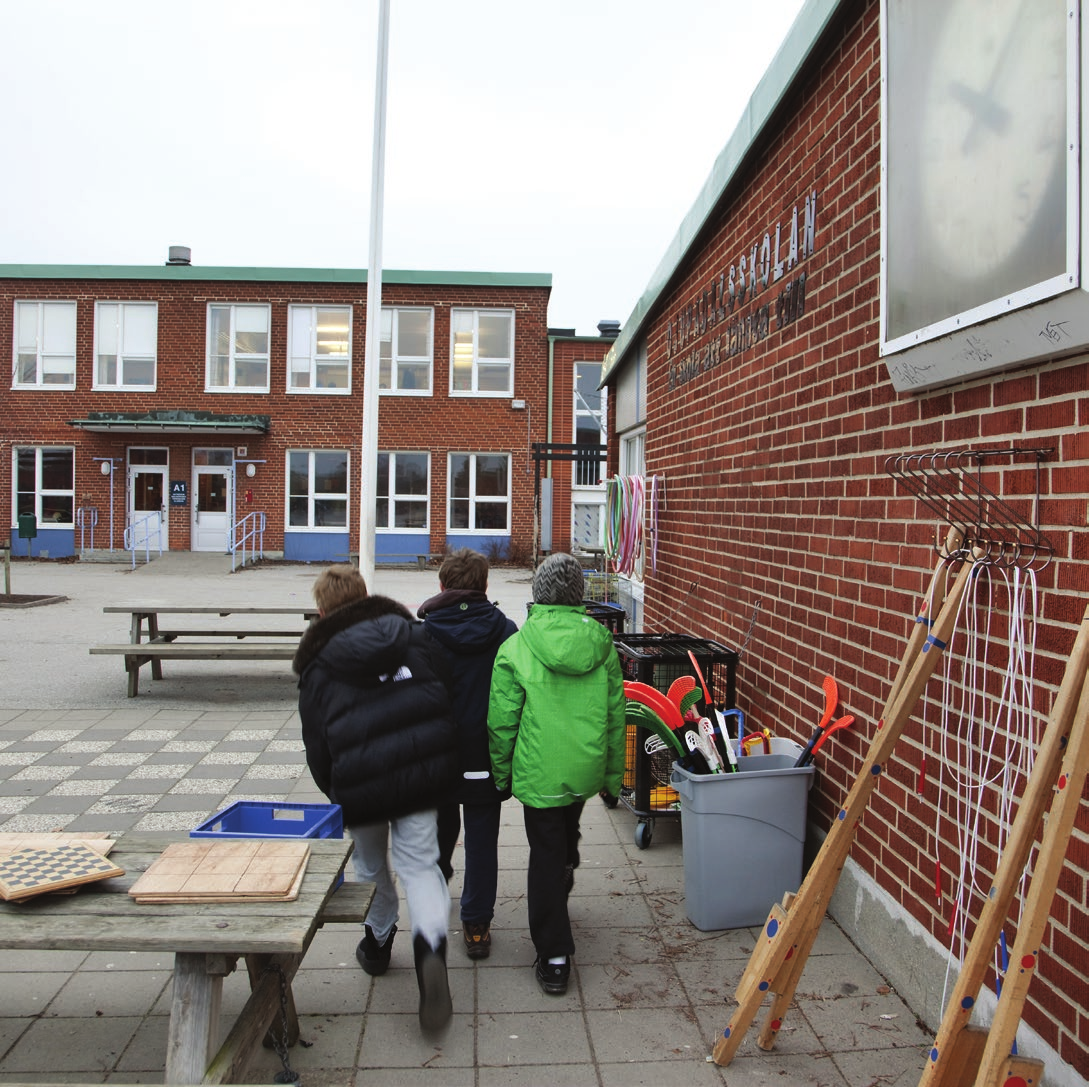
top-left (611, 633), bottom-right (738, 848)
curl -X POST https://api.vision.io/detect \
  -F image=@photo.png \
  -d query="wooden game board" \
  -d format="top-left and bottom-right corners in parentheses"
top-left (0, 831), bottom-right (114, 858)
top-left (0, 841), bottom-right (126, 902)
top-left (128, 839), bottom-right (311, 903)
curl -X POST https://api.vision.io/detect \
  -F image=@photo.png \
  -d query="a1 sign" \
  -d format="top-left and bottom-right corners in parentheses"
top-left (169, 481), bottom-right (188, 506)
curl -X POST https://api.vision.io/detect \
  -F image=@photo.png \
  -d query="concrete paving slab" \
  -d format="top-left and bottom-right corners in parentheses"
top-left (0, 558), bottom-right (929, 1084)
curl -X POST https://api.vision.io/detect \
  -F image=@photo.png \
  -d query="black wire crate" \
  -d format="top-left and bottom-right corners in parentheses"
top-left (611, 633), bottom-right (739, 848)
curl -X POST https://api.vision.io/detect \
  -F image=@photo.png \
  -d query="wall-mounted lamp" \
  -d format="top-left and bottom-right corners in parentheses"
top-left (245, 463), bottom-right (257, 478)
top-left (511, 399), bottom-right (526, 410)
top-left (100, 461), bottom-right (112, 475)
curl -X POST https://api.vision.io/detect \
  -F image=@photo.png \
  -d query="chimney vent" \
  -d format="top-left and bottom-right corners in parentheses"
top-left (166, 245), bottom-right (192, 266)
top-left (597, 319), bottom-right (621, 339)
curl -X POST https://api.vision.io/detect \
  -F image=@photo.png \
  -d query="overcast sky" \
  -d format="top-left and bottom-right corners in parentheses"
top-left (3, 0), bottom-right (806, 338)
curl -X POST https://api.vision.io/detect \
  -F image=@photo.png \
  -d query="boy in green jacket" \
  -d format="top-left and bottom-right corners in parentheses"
top-left (487, 552), bottom-right (626, 994)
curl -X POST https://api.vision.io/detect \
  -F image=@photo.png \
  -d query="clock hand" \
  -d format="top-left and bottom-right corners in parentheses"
top-left (956, 0), bottom-right (1033, 154)
top-left (947, 80), bottom-right (1010, 136)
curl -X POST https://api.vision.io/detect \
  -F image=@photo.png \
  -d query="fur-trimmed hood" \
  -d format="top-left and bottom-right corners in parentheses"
top-left (293, 594), bottom-right (414, 676)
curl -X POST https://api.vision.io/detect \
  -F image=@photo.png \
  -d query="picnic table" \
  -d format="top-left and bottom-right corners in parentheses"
top-left (89, 603), bottom-right (319, 696)
top-left (0, 832), bottom-right (369, 1085)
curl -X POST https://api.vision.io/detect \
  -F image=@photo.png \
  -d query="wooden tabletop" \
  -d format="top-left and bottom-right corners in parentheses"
top-left (0, 833), bottom-right (352, 955)
top-left (103, 604), bottom-right (320, 617)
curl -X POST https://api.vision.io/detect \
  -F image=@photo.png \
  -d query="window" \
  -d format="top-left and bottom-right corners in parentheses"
top-left (880, 0), bottom-right (1076, 386)
top-left (207, 304), bottom-right (270, 391)
top-left (574, 362), bottom-right (607, 486)
top-left (287, 451), bottom-right (349, 529)
top-left (620, 429), bottom-right (645, 478)
top-left (15, 447), bottom-right (74, 525)
top-left (288, 305), bottom-right (351, 392)
top-left (13, 301), bottom-right (76, 388)
top-left (94, 302), bottom-right (157, 389)
top-left (450, 309), bottom-right (513, 394)
top-left (376, 452), bottom-right (429, 529)
top-left (380, 308), bottom-right (433, 392)
top-left (448, 453), bottom-right (510, 531)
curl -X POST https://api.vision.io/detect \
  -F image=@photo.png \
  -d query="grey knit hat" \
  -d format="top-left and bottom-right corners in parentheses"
top-left (532, 553), bottom-right (585, 606)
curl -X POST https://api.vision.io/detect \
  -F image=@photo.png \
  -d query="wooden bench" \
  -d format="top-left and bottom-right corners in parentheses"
top-left (92, 603), bottom-right (317, 697)
top-left (90, 642), bottom-right (298, 697)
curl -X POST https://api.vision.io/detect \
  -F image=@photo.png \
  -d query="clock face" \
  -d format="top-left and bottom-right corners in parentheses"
top-left (916, 0), bottom-right (1068, 282)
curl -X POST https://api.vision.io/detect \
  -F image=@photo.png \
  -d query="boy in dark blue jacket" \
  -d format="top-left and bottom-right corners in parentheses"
top-left (418, 550), bottom-right (517, 960)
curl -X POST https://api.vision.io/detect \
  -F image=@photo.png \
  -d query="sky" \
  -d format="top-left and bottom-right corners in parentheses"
top-left (3, 0), bottom-right (807, 338)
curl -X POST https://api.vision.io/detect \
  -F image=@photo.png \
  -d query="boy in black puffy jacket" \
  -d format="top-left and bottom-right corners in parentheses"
top-left (293, 565), bottom-right (459, 1033)
top-left (418, 549), bottom-right (517, 960)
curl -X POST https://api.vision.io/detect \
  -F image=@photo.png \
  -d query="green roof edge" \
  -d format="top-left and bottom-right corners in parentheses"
top-left (0, 265), bottom-right (551, 288)
top-left (601, 0), bottom-right (841, 384)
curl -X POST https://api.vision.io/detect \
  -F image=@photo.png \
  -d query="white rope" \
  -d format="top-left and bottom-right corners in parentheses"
top-left (935, 558), bottom-right (1040, 1012)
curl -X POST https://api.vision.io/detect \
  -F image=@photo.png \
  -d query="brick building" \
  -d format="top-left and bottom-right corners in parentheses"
top-left (1, 256), bottom-right (611, 565)
top-left (602, 0), bottom-right (1088, 1080)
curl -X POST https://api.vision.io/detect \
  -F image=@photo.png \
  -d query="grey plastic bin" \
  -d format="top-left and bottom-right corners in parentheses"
top-left (670, 740), bottom-right (815, 930)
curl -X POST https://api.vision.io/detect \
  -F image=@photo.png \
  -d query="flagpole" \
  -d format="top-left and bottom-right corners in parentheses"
top-left (359, 0), bottom-right (390, 589)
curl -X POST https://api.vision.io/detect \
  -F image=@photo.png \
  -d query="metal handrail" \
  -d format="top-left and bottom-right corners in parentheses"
top-left (230, 511), bottom-right (266, 572)
top-left (124, 514), bottom-right (163, 569)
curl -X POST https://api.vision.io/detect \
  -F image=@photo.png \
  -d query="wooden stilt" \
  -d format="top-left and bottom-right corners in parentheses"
top-left (713, 545), bottom-right (974, 1066)
top-left (916, 605), bottom-right (1089, 1087)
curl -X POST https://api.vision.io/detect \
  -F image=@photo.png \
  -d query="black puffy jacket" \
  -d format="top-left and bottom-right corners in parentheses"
top-left (292, 594), bottom-right (459, 826)
top-left (418, 588), bottom-right (517, 804)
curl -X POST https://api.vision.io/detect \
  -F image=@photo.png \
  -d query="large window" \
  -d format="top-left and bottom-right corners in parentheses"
top-left (13, 301), bottom-right (77, 388)
top-left (380, 308), bottom-right (433, 393)
top-left (376, 452), bottom-right (429, 529)
top-left (207, 304), bottom-right (270, 391)
top-left (881, 0), bottom-right (1075, 372)
top-left (574, 362), bottom-right (606, 486)
top-left (95, 302), bottom-right (157, 389)
top-left (287, 451), bottom-right (349, 529)
top-left (450, 309), bottom-right (513, 395)
top-left (448, 453), bottom-right (510, 531)
top-left (15, 447), bottom-right (74, 525)
top-left (288, 305), bottom-right (351, 392)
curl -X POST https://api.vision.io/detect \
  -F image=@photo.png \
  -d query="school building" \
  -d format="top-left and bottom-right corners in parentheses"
top-left (1, 253), bottom-right (614, 566)
top-left (602, 0), bottom-right (1088, 1081)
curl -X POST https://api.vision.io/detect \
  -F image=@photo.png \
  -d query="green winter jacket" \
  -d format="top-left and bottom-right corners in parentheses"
top-left (487, 604), bottom-right (626, 808)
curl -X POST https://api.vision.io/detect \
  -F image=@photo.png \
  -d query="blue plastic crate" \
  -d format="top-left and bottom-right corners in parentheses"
top-left (191, 801), bottom-right (343, 841)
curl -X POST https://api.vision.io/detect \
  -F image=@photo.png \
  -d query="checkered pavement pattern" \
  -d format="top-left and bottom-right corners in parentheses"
top-left (0, 713), bottom-right (314, 836)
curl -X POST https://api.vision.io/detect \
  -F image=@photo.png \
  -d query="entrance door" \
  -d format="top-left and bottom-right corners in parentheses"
top-left (192, 466), bottom-right (232, 552)
top-left (128, 466), bottom-right (169, 552)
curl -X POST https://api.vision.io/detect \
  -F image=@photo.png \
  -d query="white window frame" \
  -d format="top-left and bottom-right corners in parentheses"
top-left (379, 307), bottom-right (433, 394)
top-left (13, 301), bottom-right (77, 389)
top-left (376, 451), bottom-right (430, 532)
top-left (14, 446), bottom-right (75, 526)
top-left (286, 449), bottom-right (350, 532)
top-left (286, 304), bottom-right (352, 394)
top-left (93, 301), bottom-right (157, 390)
top-left (206, 303), bottom-right (271, 392)
top-left (620, 428), bottom-right (645, 478)
top-left (447, 452), bottom-right (511, 533)
top-left (449, 308), bottom-right (514, 396)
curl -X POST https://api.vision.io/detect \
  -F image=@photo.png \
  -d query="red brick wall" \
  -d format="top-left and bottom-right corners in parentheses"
top-left (0, 277), bottom-right (550, 556)
top-left (627, 2), bottom-right (1088, 1072)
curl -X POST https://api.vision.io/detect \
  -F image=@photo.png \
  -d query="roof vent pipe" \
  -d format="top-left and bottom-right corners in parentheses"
top-left (597, 319), bottom-right (621, 339)
top-left (166, 246), bottom-right (192, 265)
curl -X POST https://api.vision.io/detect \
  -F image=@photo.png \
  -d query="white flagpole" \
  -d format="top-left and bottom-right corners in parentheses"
top-left (359, 0), bottom-right (390, 589)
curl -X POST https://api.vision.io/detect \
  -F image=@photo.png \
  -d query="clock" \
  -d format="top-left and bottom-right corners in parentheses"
top-left (915, 0), bottom-right (1068, 285)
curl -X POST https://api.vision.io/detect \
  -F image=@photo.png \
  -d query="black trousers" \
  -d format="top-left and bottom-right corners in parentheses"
top-left (523, 801), bottom-right (584, 960)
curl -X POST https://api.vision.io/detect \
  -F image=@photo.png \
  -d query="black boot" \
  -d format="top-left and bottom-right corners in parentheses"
top-left (356, 923), bottom-right (396, 976)
top-left (413, 933), bottom-right (452, 1032)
